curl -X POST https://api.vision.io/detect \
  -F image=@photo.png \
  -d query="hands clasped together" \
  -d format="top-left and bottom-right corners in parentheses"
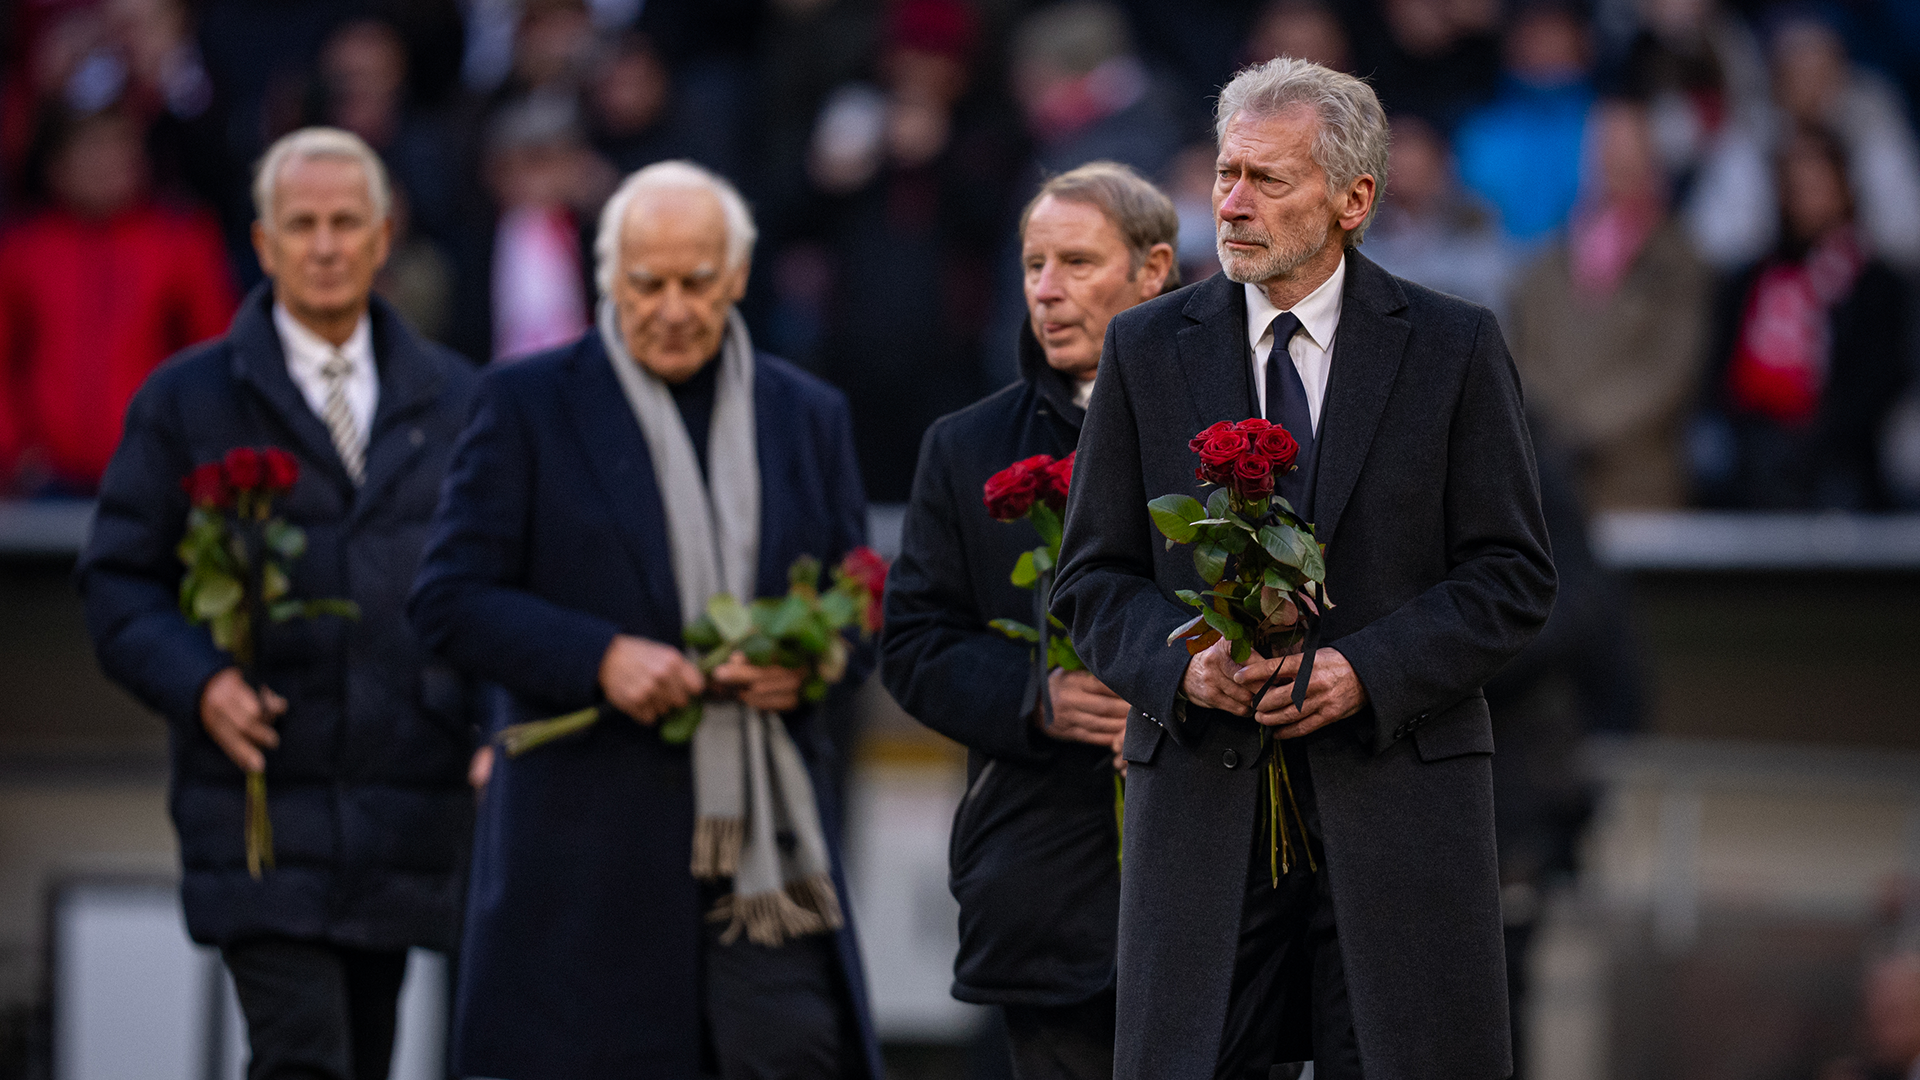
top-left (599, 633), bottom-right (807, 722)
top-left (1180, 636), bottom-right (1368, 738)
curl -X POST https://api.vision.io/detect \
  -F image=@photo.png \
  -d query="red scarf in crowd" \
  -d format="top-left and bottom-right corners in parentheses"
top-left (1725, 226), bottom-right (1866, 427)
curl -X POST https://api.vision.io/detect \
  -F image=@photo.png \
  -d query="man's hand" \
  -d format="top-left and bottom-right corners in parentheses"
top-left (599, 635), bottom-right (704, 724)
top-left (1235, 647), bottom-right (1368, 737)
top-left (199, 667), bottom-right (286, 773)
top-left (709, 652), bottom-right (807, 713)
top-left (1041, 668), bottom-right (1129, 748)
top-left (1180, 636), bottom-right (1260, 715)
top-left (469, 746), bottom-right (494, 790)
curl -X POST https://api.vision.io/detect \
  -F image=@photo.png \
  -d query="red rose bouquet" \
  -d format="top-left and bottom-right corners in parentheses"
top-left (177, 447), bottom-right (360, 878)
top-left (982, 453), bottom-right (1083, 673)
top-left (1149, 418), bottom-right (1331, 878)
top-left (496, 548), bottom-right (888, 755)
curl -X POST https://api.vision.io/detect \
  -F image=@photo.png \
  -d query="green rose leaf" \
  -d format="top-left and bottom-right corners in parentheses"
top-left (1011, 549), bottom-right (1039, 587)
top-left (1192, 540), bottom-right (1229, 584)
top-left (192, 572), bottom-right (242, 620)
top-left (1147, 494), bottom-right (1206, 543)
top-left (1206, 488), bottom-right (1232, 519)
top-left (658, 704), bottom-right (702, 744)
top-left (989, 618), bottom-right (1040, 642)
top-left (707, 594), bottom-right (753, 642)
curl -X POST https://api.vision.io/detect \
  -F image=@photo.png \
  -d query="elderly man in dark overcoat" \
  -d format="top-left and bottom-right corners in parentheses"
top-left (78, 127), bottom-right (479, 1080)
top-left (408, 160), bottom-right (882, 1080)
top-left (882, 160), bottom-right (1176, 1080)
top-left (1053, 58), bottom-right (1557, 1080)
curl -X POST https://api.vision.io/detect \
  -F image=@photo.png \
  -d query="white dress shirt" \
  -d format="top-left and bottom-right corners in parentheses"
top-left (1245, 253), bottom-right (1346, 435)
top-left (274, 303), bottom-right (378, 447)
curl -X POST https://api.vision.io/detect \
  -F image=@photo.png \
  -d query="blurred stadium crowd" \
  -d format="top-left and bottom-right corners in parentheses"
top-left (1, 0), bottom-right (1917, 513)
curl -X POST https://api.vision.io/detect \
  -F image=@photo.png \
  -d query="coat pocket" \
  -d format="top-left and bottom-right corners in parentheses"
top-left (1120, 708), bottom-right (1164, 765)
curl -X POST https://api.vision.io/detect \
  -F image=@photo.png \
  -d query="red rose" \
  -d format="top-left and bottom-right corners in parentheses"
top-left (223, 446), bottom-right (264, 490)
top-left (1187, 420), bottom-right (1236, 455)
top-left (984, 455), bottom-right (1051, 521)
top-left (838, 547), bottom-right (890, 632)
top-left (1253, 425), bottom-right (1298, 470)
top-left (1195, 427), bottom-right (1248, 471)
top-left (1040, 453), bottom-right (1074, 511)
top-left (262, 447), bottom-right (300, 492)
top-left (180, 462), bottom-right (233, 509)
top-left (1233, 417), bottom-right (1273, 434)
top-left (1231, 452), bottom-right (1274, 501)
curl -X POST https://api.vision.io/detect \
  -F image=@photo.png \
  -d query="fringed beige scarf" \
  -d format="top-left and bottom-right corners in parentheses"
top-left (600, 300), bottom-right (843, 947)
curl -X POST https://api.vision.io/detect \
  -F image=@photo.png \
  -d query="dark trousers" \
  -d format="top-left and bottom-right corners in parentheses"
top-left (702, 913), bottom-right (855, 1079)
top-left (222, 938), bottom-right (409, 1080)
top-left (1003, 986), bottom-right (1116, 1080)
top-left (1214, 740), bottom-right (1363, 1080)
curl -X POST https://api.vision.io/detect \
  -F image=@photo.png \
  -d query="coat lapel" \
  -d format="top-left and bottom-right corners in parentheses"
top-left (563, 335), bottom-right (683, 626)
top-left (1313, 252), bottom-right (1410, 546)
top-left (351, 298), bottom-right (445, 521)
top-left (1176, 275), bottom-right (1257, 432)
top-left (225, 286), bottom-right (359, 498)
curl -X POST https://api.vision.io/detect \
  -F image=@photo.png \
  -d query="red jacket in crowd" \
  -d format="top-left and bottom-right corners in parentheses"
top-left (0, 203), bottom-right (236, 492)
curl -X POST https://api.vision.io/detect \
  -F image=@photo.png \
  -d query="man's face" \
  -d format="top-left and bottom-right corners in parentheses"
top-left (1213, 106), bottom-right (1366, 287)
top-left (252, 156), bottom-right (391, 330)
top-left (1022, 195), bottom-right (1168, 380)
top-left (611, 187), bottom-right (747, 384)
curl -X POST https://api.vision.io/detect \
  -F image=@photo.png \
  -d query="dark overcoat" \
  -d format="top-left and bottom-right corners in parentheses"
top-left (1052, 255), bottom-right (1556, 1080)
top-left (406, 331), bottom-right (884, 1080)
top-left (881, 328), bottom-right (1119, 1007)
top-left (78, 284), bottom-right (480, 950)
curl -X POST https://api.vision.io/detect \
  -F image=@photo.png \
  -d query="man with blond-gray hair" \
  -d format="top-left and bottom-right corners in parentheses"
top-left (1054, 57), bottom-right (1556, 1079)
top-left (410, 160), bottom-right (882, 1079)
top-left (80, 126), bottom-right (479, 1080)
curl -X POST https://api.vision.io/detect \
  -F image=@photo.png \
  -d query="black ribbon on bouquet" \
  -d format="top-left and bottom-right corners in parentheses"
top-left (1247, 604), bottom-right (1321, 719)
top-left (1035, 564), bottom-right (1056, 731)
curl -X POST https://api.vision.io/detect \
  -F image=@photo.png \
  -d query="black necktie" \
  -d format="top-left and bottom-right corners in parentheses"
top-left (1262, 312), bottom-right (1316, 515)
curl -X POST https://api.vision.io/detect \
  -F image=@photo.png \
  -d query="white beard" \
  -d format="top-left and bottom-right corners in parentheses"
top-left (1216, 213), bottom-right (1331, 285)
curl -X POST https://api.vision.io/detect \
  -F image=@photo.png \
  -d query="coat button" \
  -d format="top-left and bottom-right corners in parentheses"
top-left (1222, 748), bottom-right (1240, 769)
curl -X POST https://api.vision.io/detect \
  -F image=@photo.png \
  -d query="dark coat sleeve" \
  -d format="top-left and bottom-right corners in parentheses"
top-left (407, 369), bottom-right (621, 708)
top-left (1333, 309), bottom-right (1557, 752)
top-left (881, 420), bottom-right (1051, 763)
top-left (1052, 322), bottom-right (1200, 735)
top-left (78, 370), bottom-right (232, 728)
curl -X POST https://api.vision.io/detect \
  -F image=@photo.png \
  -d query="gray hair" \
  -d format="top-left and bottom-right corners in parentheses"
top-left (252, 127), bottom-right (392, 228)
top-left (1019, 160), bottom-right (1182, 290)
top-left (1214, 56), bottom-right (1389, 243)
top-left (594, 160), bottom-right (757, 296)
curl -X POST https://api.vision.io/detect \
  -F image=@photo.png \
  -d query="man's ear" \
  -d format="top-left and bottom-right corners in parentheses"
top-left (1138, 243), bottom-right (1175, 298)
top-left (728, 259), bottom-right (751, 303)
top-left (1338, 174), bottom-right (1376, 235)
top-left (250, 221), bottom-right (274, 278)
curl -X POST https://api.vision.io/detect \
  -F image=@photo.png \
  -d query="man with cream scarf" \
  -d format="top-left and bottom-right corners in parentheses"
top-left (410, 160), bottom-right (880, 1080)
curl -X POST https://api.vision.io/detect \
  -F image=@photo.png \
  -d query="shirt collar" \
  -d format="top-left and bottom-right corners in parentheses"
top-left (273, 301), bottom-right (373, 375)
top-left (1243, 252), bottom-right (1347, 351)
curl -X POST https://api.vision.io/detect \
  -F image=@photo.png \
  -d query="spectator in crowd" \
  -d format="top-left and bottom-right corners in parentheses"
top-left (77, 127), bottom-right (479, 1080)
top-left (804, 0), bottom-right (1022, 502)
top-left (408, 161), bottom-right (881, 1080)
top-left (1010, 1), bottom-right (1182, 184)
top-left (374, 187), bottom-right (454, 344)
top-left (311, 18), bottom-right (462, 259)
top-left (1454, 0), bottom-right (1598, 243)
top-left (1507, 99), bottom-right (1711, 510)
top-left (584, 31), bottom-right (687, 175)
top-left (483, 96), bottom-right (607, 362)
top-left (884, 161), bottom-right (1176, 1080)
top-left (1165, 142), bottom-right (1224, 284)
top-left (1244, 0), bottom-right (1355, 74)
top-left (1362, 113), bottom-right (1516, 320)
top-left (1766, 14), bottom-right (1920, 270)
top-left (1350, 0), bottom-right (1503, 134)
top-left (1694, 125), bottom-right (1910, 511)
top-left (1606, 0), bottom-right (1774, 270)
top-left (0, 105), bottom-right (234, 494)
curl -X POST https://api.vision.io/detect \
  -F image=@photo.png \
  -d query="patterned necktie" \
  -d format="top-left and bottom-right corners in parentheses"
top-left (1262, 312), bottom-right (1316, 514)
top-left (320, 350), bottom-right (366, 485)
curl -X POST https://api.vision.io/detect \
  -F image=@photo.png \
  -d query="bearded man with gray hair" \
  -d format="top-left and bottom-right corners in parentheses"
top-left (409, 160), bottom-right (881, 1080)
top-left (1052, 58), bottom-right (1556, 1079)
